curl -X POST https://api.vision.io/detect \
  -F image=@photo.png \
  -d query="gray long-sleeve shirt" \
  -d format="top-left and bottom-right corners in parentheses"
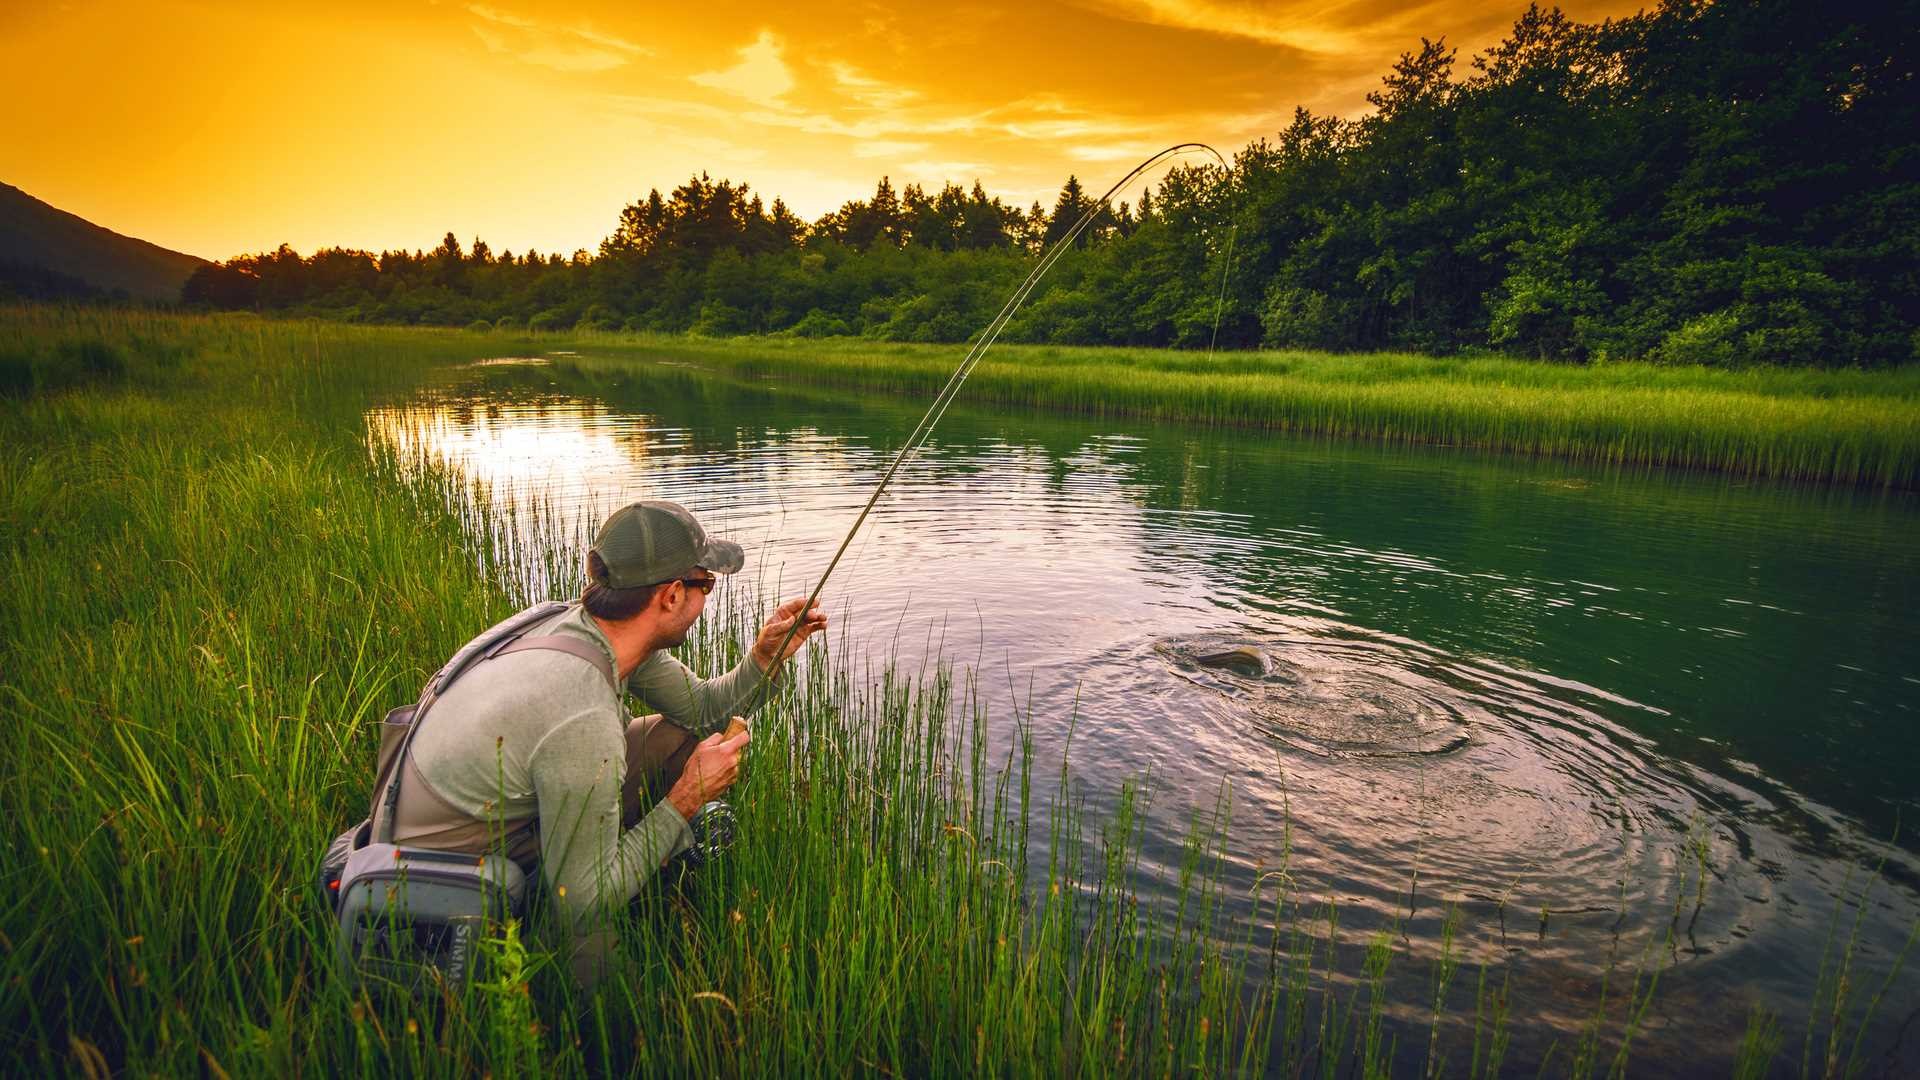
top-left (397, 602), bottom-right (770, 929)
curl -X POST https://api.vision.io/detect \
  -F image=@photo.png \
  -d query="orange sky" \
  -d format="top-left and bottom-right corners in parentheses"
top-left (1, 0), bottom-right (1645, 262)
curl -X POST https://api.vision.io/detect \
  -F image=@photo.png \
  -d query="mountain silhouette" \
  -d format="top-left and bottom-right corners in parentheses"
top-left (0, 183), bottom-right (205, 301)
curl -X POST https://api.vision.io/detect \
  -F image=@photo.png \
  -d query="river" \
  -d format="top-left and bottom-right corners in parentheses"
top-left (369, 353), bottom-right (1920, 1073)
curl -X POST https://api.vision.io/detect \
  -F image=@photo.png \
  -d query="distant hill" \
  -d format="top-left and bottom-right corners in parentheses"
top-left (0, 183), bottom-right (205, 302)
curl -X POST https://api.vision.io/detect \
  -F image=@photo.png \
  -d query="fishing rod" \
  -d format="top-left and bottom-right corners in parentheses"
top-left (758, 142), bottom-right (1237, 672)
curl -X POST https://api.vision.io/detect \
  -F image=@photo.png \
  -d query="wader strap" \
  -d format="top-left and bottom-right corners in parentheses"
top-left (494, 635), bottom-right (618, 690)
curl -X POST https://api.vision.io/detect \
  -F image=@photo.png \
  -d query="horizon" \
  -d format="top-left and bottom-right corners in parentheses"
top-left (1, 0), bottom-right (1642, 263)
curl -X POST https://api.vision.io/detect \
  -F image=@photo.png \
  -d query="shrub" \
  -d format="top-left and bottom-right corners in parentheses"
top-left (464, 319), bottom-right (493, 333)
top-left (575, 304), bottom-right (620, 332)
top-left (1261, 286), bottom-right (1356, 350)
top-left (527, 309), bottom-right (566, 332)
top-left (783, 309), bottom-right (852, 338)
top-left (690, 300), bottom-right (751, 337)
top-left (1652, 309), bottom-right (1743, 367)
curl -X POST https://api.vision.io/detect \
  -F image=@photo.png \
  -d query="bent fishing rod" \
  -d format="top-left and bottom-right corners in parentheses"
top-left (758, 142), bottom-right (1237, 671)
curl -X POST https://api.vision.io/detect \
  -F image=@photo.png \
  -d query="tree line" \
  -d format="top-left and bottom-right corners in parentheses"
top-left (182, 1), bottom-right (1919, 367)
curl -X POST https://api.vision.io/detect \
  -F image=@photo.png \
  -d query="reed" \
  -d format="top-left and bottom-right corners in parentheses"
top-left (568, 333), bottom-right (1920, 488)
top-left (1, 305), bottom-right (1911, 1075)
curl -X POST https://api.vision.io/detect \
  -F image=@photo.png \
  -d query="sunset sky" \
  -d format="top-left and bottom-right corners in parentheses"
top-left (1, 0), bottom-right (1643, 262)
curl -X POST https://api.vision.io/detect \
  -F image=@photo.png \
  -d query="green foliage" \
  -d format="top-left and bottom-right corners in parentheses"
top-left (573, 304), bottom-right (619, 332)
top-left (780, 308), bottom-right (851, 338)
top-left (1651, 310), bottom-right (1744, 368)
top-left (172, 2), bottom-right (1916, 368)
top-left (1261, 287), bottom-right (1356, 350)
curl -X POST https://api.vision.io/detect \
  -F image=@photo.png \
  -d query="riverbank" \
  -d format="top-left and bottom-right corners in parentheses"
top-left (2, 306), bottom-right (1904, 1074)
top-left (560, 332), bottom-right (1920, 488)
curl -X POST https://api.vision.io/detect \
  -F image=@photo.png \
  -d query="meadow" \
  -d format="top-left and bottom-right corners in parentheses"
top-left (0, 306), bottom-right (1909, 1075)
top-left (563, 332), bottom-right (1920, 489)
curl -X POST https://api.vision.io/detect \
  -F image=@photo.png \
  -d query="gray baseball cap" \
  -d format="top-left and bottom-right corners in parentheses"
top-left (590, 501), bottom-right (744, 588)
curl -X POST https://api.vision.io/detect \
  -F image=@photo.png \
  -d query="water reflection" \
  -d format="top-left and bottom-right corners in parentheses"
top-left (367, 357), bottom-right (1920, 1071)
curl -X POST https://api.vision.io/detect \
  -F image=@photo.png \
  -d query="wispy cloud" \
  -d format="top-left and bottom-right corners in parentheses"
top-left (1085, 0), bottom-right (1503, 57)
top-left (1087, 0), bottom-right (1364, 53)
top-left (897, 161), bottom-right (993, 183)
top-left (853, 139), bottom-right (931, 159)
top-left (690, 30), bottom-right (795, 101)
top-left (826, 62), bottom-right (920, 111)
top-left (466, 4), bottom-right (649, 72)
top-left (1066, 144), bottom-right (1149, 162)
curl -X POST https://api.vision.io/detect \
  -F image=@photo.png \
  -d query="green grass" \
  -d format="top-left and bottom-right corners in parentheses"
top-left (2, 305), bottom-right (1913, 1075)
top-left (549, 332), bottom-right (1920, 488)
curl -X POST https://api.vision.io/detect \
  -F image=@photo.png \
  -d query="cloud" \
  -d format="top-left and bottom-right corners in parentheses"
top-left (853, 139), bottom-right (930, 159)
top-left (897, 161), bottom-right (993, 183)
top-left (1085, 0), bottom-right (1366, 53)
top-left (1066, 144), bottom-right (1149, 162)
top-left (466, 4), bottom-right (649, 72)
top-left (826, 62), bottom-right (919, 111)
top-left (690, 30), bottom-right (795, 101)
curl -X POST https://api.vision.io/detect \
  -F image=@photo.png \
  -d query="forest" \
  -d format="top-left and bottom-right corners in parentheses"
top-left (179, 1), bottom-right (1920, 368)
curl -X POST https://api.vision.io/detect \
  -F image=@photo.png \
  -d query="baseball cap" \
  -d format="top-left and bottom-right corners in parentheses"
top-left (589, 501), bottom-right (744, 588)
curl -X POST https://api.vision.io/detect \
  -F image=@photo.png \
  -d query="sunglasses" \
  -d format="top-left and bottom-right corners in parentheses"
top-left (677, 575), bottom-right (718, 595)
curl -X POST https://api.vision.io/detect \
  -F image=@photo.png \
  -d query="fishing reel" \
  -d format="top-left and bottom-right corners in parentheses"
top-left (684, 800), bottom-right (738, 867)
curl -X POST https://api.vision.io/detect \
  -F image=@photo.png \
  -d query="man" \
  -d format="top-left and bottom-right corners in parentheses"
top-left (373, 500), bottom-right (826, 979)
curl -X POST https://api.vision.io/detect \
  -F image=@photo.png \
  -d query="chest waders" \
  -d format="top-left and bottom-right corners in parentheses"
top-left (316, 601), bottom-right (616, 990)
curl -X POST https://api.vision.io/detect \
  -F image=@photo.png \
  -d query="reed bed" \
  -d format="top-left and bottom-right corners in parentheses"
top-left (575, 334), bottom-right (1920, 488)
top-left (1, 305), bottom-right (1910, 1075)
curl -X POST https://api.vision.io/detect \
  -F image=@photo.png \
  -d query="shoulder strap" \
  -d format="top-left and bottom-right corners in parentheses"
top-left (496, 635), bottom-right (619, 689)
top-left (373, 600), bottom-right (573, 843)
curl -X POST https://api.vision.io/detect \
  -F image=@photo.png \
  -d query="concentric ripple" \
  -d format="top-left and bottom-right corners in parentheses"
top-left (1103, 617), bottom-right (1724, 936)
top-left (1159, 633), bottom-right (1473, 758)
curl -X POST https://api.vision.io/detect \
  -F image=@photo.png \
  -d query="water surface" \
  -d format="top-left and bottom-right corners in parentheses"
top-left (369, 355), bottom-right (1920, 1072)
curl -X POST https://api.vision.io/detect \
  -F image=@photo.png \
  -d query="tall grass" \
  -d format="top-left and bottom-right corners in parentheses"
top-left (563, 333), bottom-right (1920, 488)
top-left (1, 305), bottom-right (1912, 1074)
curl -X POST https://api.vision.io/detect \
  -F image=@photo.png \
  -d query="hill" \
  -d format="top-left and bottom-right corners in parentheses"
top-left (0, 182), bottom-right (204, 301)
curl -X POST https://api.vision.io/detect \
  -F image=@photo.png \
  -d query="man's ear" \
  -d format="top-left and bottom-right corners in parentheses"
top-left (653, 579), bottom-right (684, 615)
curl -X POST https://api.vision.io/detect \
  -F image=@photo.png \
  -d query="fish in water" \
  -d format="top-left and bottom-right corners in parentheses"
top-left (1159, 634), bottom-right (1471, 759)
top-left (1194, 645), bottom-right (1268, 679)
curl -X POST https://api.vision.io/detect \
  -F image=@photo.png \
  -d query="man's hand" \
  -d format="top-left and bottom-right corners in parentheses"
top-left (667, 726), bottom-right (750, 820)
top-left (750, 596), bottom-right (828, 670)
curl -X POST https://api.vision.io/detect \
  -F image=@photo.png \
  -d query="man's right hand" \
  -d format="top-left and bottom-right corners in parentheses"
top-left (667, 725), bottom-right (750, 820)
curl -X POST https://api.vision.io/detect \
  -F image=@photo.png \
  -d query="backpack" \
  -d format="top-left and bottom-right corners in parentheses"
top-left (315, 600), bottom-right (617, 988)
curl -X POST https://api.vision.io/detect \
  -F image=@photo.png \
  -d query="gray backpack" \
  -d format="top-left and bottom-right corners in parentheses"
top-left (316, 600), bottom-right (616, 988)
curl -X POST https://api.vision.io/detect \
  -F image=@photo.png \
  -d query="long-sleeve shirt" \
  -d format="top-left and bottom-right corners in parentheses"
top-left (394, 602), bottom-right (771, 931)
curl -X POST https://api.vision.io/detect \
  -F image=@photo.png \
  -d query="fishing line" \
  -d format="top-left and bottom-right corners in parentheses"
top-left (762, 142), bottom-right (1237, 667)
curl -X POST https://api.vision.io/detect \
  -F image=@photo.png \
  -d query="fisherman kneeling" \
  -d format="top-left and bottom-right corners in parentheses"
top-left (360, 500), bottom-right (825, 984)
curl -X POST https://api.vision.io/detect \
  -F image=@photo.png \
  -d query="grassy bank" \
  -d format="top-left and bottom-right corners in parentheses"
top-left (556, 333), bottom-right (1920, 488)
top-left (1, 306), bottom-right (1907, 1075)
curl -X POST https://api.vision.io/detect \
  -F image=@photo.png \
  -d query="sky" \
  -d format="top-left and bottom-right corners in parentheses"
top-left (1, 0), bottom-right (1644, 262)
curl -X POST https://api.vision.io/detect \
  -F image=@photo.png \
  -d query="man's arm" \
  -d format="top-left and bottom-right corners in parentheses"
top-left (626, 650), bottom-right (773, 736)
top-left (625, 597), bottom-right (826, 733)
top-left (528, 711), bottom-right (692, 932)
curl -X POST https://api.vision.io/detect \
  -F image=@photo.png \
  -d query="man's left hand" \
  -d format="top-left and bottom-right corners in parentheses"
top-left (751, 596), bottom-right (828, 669)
